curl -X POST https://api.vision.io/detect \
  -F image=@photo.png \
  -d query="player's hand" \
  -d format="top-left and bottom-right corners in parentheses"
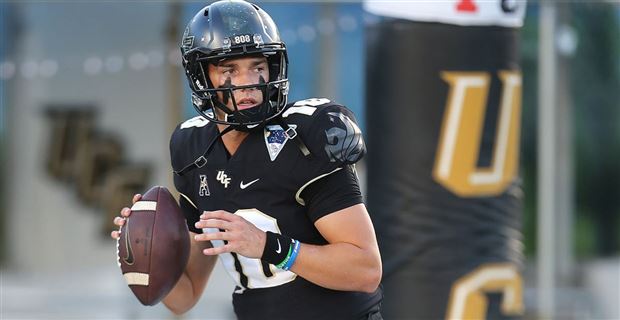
top-left (110, 194), bottom-right (142, 240)
top-left (193, 210), bottom-right (266, 259)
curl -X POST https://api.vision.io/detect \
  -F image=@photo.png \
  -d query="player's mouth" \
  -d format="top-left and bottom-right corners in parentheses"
top-left (237, 98), bottom-right (259, 110)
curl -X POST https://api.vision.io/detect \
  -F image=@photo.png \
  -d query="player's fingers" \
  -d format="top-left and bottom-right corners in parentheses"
top-left (196, 218), bottom-right (231, 230)
top-left (194, 231), bottom-right (231, 242)
top-left (111, 230), bottom-right (120, 239)
top-left (132, 194), bottom-right (142, 204)
top-left (113, 216), bottom-right (126, 226)
top-left (201, 210), bottom-right (236, 221)
top-left (202, 244), bottom-right (231, 256)
top-left (120, 207), bottom-right (131, 218)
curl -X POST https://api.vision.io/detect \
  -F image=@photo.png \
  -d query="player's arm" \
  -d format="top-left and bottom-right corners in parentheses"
top-left (195, 203), bottom-right (381, 293)
top-left (163, 173), bottom-right (217, 314)
top-left (162, 232), bottom-right (217, 315)
top-left (286, 104), bottom-right (380, 292)
top-left (162, 193), bottom-right (218, 315)
top-left (290, 203), bottom-right (381, 292)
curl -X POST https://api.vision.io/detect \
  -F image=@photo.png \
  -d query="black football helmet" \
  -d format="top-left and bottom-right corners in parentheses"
top-left (180, 0), bottom-right (289, 130)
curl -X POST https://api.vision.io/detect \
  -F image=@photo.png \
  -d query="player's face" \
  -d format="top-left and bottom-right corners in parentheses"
top-left (208, 56), bottom-right (269, 112)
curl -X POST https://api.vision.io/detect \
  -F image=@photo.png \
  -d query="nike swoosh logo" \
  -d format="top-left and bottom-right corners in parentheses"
top-left (275, 239), bottom-right (281, 254)
top-left (123, 218), bottom-right (135, 265)
top-left (240, 178), bottom-right (260, 189)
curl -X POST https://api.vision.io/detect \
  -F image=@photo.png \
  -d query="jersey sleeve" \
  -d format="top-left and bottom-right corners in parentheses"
top-left (170, 123), bottom-right (202, 234)
top-left (293, 102), bottom-right (367, 214)
top-left (299, 164), bottom-right (364, 223)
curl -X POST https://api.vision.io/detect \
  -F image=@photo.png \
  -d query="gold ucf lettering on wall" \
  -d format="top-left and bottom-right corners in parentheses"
top-left (433, 71), bottom-right (522, 197)
top-left (434, 71), bottom-right (524, 319)
top-left (446, 263), bottom-right (524, 320)
top-left (45, 107), bottom-right (151, 236)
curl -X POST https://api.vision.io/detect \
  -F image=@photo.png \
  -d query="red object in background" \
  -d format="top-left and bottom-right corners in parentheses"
top-left (456, 0), bottom-right (478, 12)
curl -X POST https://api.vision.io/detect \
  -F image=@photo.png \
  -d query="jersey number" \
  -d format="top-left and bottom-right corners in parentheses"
top-left (180, 116), bottom-right (209, 129)
top-left (446, 263), bottom-right (524, 319)
top-left (433, 71), bottom-right (522, 197)
top-left (282, 98), bottom-right (330, 118)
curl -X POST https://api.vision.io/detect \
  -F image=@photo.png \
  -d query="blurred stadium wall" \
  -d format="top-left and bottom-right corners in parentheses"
top-left (2, 2), bottom-right (175, 271)
top-left (0, 1), bottom-right (619, 319)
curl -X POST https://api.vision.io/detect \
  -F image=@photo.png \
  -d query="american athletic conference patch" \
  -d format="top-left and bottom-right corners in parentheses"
top-left (264, 124), bottom-right (296, 161)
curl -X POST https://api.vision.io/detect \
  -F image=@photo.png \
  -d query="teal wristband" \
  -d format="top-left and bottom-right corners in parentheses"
top-left (276, 243), bottom-right (293, 269)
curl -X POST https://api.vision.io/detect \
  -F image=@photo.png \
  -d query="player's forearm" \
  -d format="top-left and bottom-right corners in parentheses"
top-left (290, 241), bottom-right (382, 293)
top-left (162, 271), bottom-right (201, 315)
top-left (163, 235), bottom-right (215, 315)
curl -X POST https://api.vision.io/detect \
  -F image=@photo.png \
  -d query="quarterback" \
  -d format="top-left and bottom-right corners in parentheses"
top-left (111, 1), bottom-right (383, 319)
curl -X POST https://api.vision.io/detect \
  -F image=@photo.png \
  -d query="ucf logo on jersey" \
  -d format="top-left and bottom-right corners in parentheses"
top-left (217, 170), bottom-right (231, 188)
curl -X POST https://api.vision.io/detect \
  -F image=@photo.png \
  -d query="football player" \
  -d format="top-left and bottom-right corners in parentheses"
top-left (111, 1), bottom-right (383, 319)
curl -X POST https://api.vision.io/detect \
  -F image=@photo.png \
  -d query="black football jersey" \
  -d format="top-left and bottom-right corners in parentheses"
top-left (169, 98), bottom-right (382, 320)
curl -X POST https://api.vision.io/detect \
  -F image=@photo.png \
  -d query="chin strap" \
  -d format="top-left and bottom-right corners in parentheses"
top-left (173, 125), bottom-right (235, 176)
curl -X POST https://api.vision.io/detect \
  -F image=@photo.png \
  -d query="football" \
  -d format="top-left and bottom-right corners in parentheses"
top-left (116, 186), bottom-right (190, 306)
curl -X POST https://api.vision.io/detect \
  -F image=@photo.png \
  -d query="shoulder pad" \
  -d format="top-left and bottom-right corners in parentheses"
top-left (284, 99), bottom-right (365, 165)
top-left (321, 109), bottom-right (365, 164)
top-left (179, 115), bottom-right (209, 129)
top-left (170, 116), bottom-right (212, 171)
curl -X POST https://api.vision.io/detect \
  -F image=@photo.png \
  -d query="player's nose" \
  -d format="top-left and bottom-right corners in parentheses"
top-left (236, 70), bottom-right (260, 88)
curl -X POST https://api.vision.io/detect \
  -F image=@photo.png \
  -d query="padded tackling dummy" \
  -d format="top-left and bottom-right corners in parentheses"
top-left (364, 1), bottom-right (526, 319)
